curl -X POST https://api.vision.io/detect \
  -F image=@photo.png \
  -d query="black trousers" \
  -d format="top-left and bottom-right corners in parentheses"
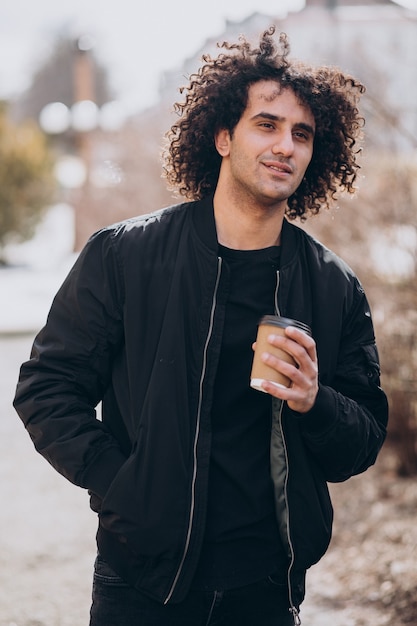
top-left (89, 556), bottom-right (295, 626)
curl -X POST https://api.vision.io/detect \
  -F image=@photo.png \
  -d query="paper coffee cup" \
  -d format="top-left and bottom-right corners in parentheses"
top-left (250, 315), bottom-right (311, 393)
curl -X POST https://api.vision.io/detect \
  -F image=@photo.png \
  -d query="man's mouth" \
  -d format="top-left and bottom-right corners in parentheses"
top-left (263, 161), bottom-right (293, 174)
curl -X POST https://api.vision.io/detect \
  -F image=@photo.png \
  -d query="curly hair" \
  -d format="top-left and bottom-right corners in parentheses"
top-left (163, 27), bottom-right (366, 219)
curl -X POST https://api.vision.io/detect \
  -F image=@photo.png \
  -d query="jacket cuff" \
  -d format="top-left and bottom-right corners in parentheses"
top-left (292, 384), bottom-right (338, 435)
top-left (83, 447), bottom-right (127, 498)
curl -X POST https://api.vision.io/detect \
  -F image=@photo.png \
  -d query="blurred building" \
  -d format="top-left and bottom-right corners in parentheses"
top-left (159, 0), bottom-right (417, 152)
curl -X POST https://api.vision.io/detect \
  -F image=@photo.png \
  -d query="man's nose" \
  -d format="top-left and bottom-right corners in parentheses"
top-left (271, 131), bottom-right (294, 156)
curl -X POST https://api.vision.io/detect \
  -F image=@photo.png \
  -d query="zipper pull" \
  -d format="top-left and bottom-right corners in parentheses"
top-left (290, 606), bottom-right (301, 625)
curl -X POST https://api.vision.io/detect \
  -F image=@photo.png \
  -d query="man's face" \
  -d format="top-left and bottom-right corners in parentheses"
top-left (215, 80), bottom-right (315, 208)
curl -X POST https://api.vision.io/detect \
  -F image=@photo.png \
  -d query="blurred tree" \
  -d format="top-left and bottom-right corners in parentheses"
top-left (8, 32), bottom-right (117, 253)
top-left (12, 34), bottom-right (113, 125)
top-left (0, 102), bottom-right (56, 261)
top-left (304, 153), bottom-right (417, 476)
top-left (70, 106), bottom-right (175, 249)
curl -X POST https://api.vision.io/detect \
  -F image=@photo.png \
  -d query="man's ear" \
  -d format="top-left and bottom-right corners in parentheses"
top-left (214, 129), bottom-right (231, 157)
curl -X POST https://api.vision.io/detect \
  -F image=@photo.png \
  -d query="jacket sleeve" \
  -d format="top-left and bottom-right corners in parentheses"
top-left (293, 282), bottom-right (389, 483)
top-left (13, 228), bottom-right (127, 497)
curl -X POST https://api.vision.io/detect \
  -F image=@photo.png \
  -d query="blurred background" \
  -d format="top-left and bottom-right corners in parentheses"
top-left (1, 1), bottom-right (416, 624)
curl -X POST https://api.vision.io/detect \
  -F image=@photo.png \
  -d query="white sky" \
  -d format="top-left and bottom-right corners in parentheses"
top-left (0, 0), bottom-right (416, 114)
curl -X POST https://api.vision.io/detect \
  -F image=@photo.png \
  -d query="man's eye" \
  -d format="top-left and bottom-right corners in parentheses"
top-left (294, 131), bottom-right (308, 140)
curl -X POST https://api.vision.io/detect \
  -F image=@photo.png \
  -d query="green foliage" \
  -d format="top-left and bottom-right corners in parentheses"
top-left (0, 103), bottom-right (56, 253)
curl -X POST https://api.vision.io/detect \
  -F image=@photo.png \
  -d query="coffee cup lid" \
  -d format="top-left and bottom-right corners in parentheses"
top-left (259, 315), bottom-right (311, 336)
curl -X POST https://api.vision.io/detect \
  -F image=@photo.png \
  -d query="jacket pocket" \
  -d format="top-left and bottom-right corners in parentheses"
top-left (99, 444), bottom-right (191, 558)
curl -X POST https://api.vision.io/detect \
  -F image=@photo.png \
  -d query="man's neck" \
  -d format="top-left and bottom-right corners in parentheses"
top-left (213, 188), bottom-right (285, 250)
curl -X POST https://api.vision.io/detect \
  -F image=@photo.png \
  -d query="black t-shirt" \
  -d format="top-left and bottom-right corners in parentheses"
top-left (192, 244), bottom-right (288, 590)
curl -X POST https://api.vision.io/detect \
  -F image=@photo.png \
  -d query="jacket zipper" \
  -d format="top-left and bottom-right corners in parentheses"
top-left (280, 403), bottom-right (301, 625)
top-left (275, 271), bottom-right (301, 626)
top-left (274, 270), bottom-right (280, 316)
top-left (164, 256), bottom-right (223, 604)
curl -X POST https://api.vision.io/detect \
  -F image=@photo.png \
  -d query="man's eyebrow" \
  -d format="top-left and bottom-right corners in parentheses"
top-left (251, 112), bottom-right (283, 123)
top-left (297, 122), bottom-right (315, 137)
top-left (251, 112), bottom-right (315, 136)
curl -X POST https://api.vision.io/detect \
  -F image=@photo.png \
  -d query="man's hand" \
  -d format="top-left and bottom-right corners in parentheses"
top-left (254, 326), bottom-right (318, 413)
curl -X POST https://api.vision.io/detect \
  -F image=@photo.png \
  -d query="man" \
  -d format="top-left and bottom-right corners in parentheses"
top-left (14, 28), bottom-right (388, 626)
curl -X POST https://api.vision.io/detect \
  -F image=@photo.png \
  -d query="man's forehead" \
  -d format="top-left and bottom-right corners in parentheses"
top-left (248, 81), bottom-right (314, 122)
top-left (254, 82), bottom-right (283, 102)
top-left (249, 80), bottom-right (291, 102)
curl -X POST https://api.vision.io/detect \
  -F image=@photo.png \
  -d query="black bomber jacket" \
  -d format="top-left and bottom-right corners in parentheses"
top-left (14, 196), bottom-right (388, 617)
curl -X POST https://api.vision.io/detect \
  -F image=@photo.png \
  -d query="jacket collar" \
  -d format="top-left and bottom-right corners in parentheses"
top-left (191, 195), bottom-right (219, 253)
top-left (191, 193), bottom-right (301, 264)
top-left (280, 217), bottom-right (300, 270)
